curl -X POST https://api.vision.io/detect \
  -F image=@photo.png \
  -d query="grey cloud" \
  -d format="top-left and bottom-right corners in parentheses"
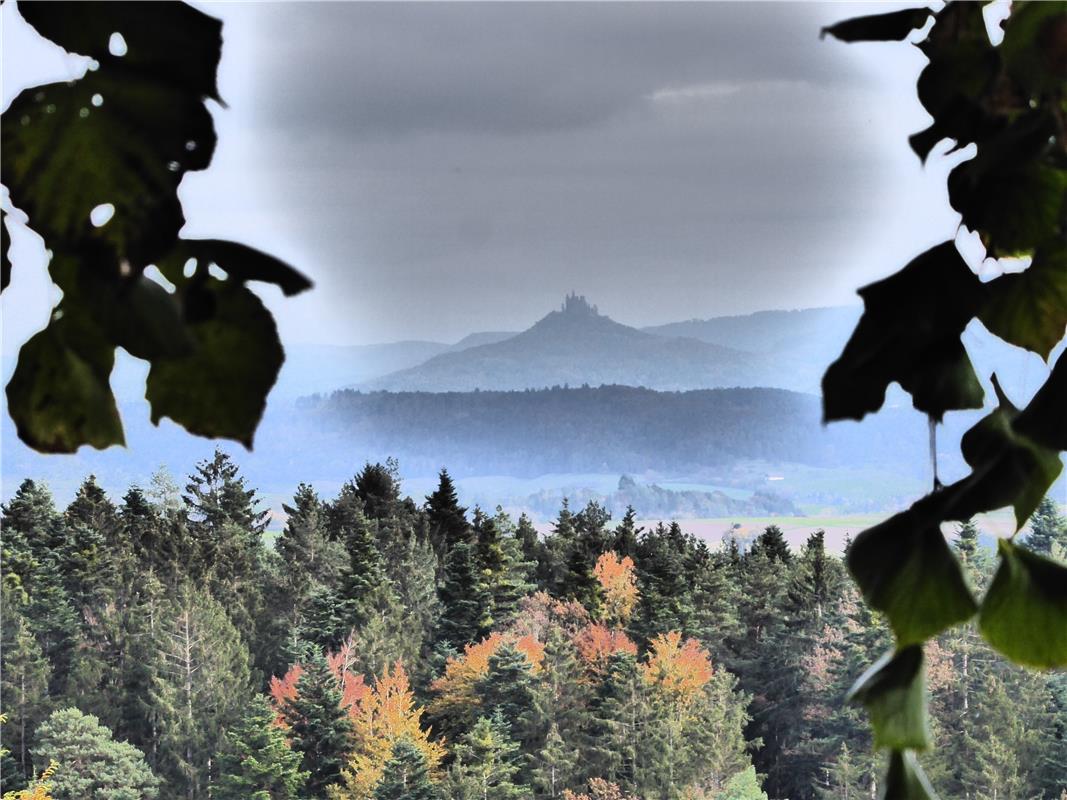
top-left (240, 2), bottom-right (865, 138)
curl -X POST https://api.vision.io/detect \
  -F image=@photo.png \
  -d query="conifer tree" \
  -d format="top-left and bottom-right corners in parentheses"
top-left (64, 476), bottom-right (119, 546)
top-left (120, 487), bottom-right (169, 574)
top-left (426, 469), bottom-right (470, 558)
top-left (633, 523), bottom-right (695, 644)
top-left (24, 559), bottom-right (79, 697)
top-left (216, 695), bottom-right (308, 800)
top-left (1026, 496), bottom-right (1067, 557)
top-left (529, 722), bottom-right (578, 800)
top-left (278, 484), bottom-right (338, 602)
top-left (582, 651), bottom-right (646, 791)
top-left (151, 584), bottom-right (253, 799)
top-left (32, 707), bottom-right (160, 799)
top-left (184, 449), bottom-right (269, 535)
top-left (282, 651), bottom-right (354, 798)
top-left (560, 503), bottom-right (613, 615)
top-left (353, 461), bottom-right (403, 522)
top-left (514, 514), bottom-right (544, 584)
top-left (476, 644), bottom-right (538, 747)
top-left (2, 479), bottom-right (64, 558)
top-left (438, 541), bottom-right (492, 651)
top-left (449, 713), bottom-right (531, 800)
top-left (610, 508), bottom-right (641, 560)
top-left (0, 613), bottom-right (51, 780)
top-left (373, 738), bottom-right (439, 800)
top-left (748, 525), bottom-right (791, 564)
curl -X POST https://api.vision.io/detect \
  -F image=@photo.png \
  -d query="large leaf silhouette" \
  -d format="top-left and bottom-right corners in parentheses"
top-left (0, 1), bottom-right (310, 453)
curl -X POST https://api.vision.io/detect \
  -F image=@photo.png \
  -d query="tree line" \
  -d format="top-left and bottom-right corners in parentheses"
top-left (2, 452), bottom-right (1065, 799)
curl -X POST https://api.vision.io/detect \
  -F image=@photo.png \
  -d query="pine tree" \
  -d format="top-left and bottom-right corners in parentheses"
top-left (215, 695), bottom-right (308, 800)
top-left (449, 713), bottom-right (531, 800)
top-left (582, 651), bottom-right (646, 791)
top-left (151, 584), bottom-right (253, 800)
top-left (278, 484), bottom-right (336, 599)
top-left (748, 525), bottom-right (791, 564)
top-left (121, 487), bottom-right (168, 573)
top-left (353, 461), bottom-right (403, 522)
top-left (438, 541), bottom-right (492, 651)
top-left (529, 722), bottom-right (578, 800)
top-left (373, 738), bottom-right (439, 800)
top-left (32, 707), bottom-right (160, 799)
top-left (24, 558), bottom-right (79, 697)
top-left (0, 613), bottom-right (51, 780)
top-left (561, 503), bottom-right (613, 614)
top-left (1026, 496), bottom-right (1067, 557)
top-left (633, 523), bottom-right (695, 645)
top-left (64, 476), bottom-right (119, 547)
top-left (476, 644), bottom-right (538, 746)
top-left (426, 469), bottom-right (470, 558)
top-left (184, 449), bottom-right (269, 535)
top-left (610, 508), bottom-right (641, 560)
top-left (282, 651), bottom-right (354, 798)
top-left (514, 514), bottom-right (544, 586)
top-left (2, 479), bottom-right (62, 600)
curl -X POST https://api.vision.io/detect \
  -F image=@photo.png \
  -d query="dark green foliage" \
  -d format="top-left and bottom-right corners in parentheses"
top-left (438, 541), bottom-right (492, 651)
top-left (216, 695), bottom-right (308, 800)
top-left (1025, 497), bottom-right (1067, 557)
top-left (33, 707), bottom-right (160, 799)
top-left (477, 645), bottom-right (537, 742)
top-left (426, 469), bottom-right (470, 558)
top-left (749, 524), bottom-right (791, 564)
top-left (184, 449), bottom-right (269, 535)
top-left (449, 713), bottom-right (530, 800)
top-left (374, 738), bottom-right (440, 800)
top-left (1, 2), bottom-right (308, 453)
top-left (281, 652), bottom-right (354, 798)
top-left (5, 459), bottom-right (1063, 800)
top-left (151, 584), bottom-right (253, 799)
top-left (0, 612), bottom-right (51, 781)
top-left (353, 461), bottom-right (404, 521)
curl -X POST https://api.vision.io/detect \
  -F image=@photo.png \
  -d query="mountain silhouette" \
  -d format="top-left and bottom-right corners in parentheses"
top-left (361, 293), bottom-right (768, 392)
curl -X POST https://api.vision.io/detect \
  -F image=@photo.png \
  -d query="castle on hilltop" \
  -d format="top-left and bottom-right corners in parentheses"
top-left (561, 292), bottom-right (598, 316)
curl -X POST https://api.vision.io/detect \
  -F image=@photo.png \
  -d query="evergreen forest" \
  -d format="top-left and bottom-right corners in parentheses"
top-left (3, 454), bottom-right (1064, 800)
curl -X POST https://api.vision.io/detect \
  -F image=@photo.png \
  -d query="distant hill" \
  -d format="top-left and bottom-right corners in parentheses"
top-left (363, 294), bottom-right (769, 392)
top-left (642, 307), bottom-right (862, 393)
top-left (299, 384), bottom-right (940, 478)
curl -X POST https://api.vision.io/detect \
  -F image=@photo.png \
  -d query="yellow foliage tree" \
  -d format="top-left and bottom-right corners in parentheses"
top-left (329, 661), bottom-right (444, 800)
top-left (1, 761), bottom-right (57, 800)
top-left (640, 631), bottom-right (713, 707)
top-left (593, 551), bottom-right (639, 625)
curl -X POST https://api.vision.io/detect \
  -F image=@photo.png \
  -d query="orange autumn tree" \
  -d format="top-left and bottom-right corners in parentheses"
top-left (563, 778), bottom-right (639, 800)
top-left (640, 631), bottom-right (713, 706)
top-left (429, 631), bottom-right (544, 720)
top-left (329, 661), bottom-right (444, 800)
top-left (593, 551), bottom-right (639, 625)
top-left (573, 623), bottom-right (638, 674)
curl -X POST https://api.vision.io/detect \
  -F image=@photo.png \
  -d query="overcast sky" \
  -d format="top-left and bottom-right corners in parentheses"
top-left (2, 2), bottom-right (988, 348)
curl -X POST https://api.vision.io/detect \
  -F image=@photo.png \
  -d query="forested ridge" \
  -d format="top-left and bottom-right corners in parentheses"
top-left (3, 453), bottom-right (1064, 799)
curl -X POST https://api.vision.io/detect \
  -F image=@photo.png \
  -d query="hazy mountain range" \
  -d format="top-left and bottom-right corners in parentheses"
top-left (2, 295), bottom-right (1058, 514)
top-left (356, 295), bottom-right (857, 394)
